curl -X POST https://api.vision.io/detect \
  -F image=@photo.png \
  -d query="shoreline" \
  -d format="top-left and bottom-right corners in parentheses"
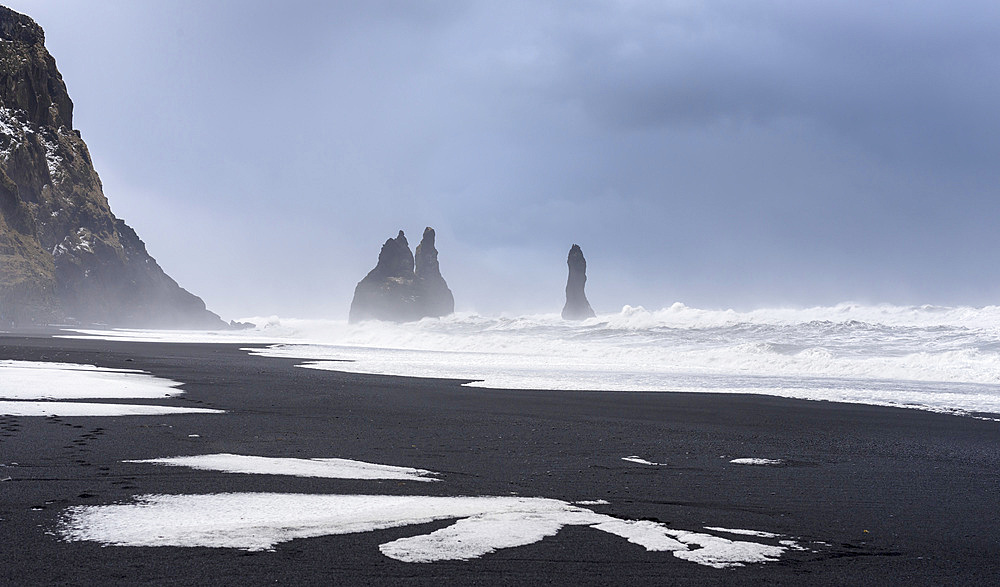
top-left (1, 333), bottom-right (999, 584)
top-left (16, 324), bottom-right (1000, 420)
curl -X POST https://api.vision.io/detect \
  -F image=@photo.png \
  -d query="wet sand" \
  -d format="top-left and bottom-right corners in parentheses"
top-left (1, 333), bottom-right (999, 585)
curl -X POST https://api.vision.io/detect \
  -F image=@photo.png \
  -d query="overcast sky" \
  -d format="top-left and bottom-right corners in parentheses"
top-left (6, 0), bottom-right (1000, 319)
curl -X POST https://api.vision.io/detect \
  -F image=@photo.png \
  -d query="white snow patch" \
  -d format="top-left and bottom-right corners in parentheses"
top-left (669, 529), bottom-right (786, 568)
top-left (704, 526), bottom-right (782, 538)
top-left (70, 228), bottom-right (93, 254)
top-left (0, 106), bottom-right (32, 162)
top-left (0, 360), bottom-right (184, 400)
top-left (0, 107), bottom-right (20, 136)
top-left (729, 458), bottom-right (784, 466)
top-left (573, 500), bottom-right (610, 505)
top-left (60, 492), bottom-right (796, 567)
top-left (0, 360), bottom-right (220, 417)
top-left (590, 519), bottom-right (687, 552)
top-left (0, 401), bottom-right (222, 417)
top-left (380, 508), bottom-right (591, 562)
top-left (125, 454), bottom-right (439, 482)
top-left (42, 135), bottom-right (63, 180)
top-left (622, 456), bottom-right (664, 466)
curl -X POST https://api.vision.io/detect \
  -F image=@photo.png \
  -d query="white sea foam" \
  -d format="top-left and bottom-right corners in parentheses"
top-left (62, 303), bottom-right (1000, 416)
top-left (60, 327), bottom-right (289, 345)
top-left (0, 360), bottom-right (220, 416)
top-left (59, 492), bottom-right (792, 567)
top-left (125, 454), bottom-right (439, 482)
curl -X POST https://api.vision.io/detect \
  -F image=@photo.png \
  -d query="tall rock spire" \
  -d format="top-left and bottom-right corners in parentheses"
top-left (414, 227), bottom-right (454, 318)
top-left (349, 227), bottom-right (454, 323)
top-left (561, 244), bottom-right (595, 320)
top-left (0, 6), bottom-right (223, 327)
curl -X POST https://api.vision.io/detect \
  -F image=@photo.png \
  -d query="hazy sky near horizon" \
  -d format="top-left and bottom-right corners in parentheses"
top-left (5, 0), bottom-right (1000, 319)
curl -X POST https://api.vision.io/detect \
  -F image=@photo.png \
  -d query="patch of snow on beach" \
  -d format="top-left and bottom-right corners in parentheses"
top-left (669, 529), bottom-right (787, 568)
top-left (0, 360), bottom-right (220, 416)
top-left (729, 458), bottom-right (784, 466)
top-left (125, 454), bottom-right (439, 482)
top-left (0, 360), bottom-right (184, 400)
top-left (590, 519), bottom-right (688, 551)
top-left (704, 527), bottom-right (782, 538)
top-left (703, 527), bottom-right (810, 553)
top-left (622, 456), bottom-right (664, 466)
top-left (0, 401), bottom-right (222, 417)
top-left (59, 492), bottom-right (795, 567)
top-left (378, 507), bottom-right (592, 562)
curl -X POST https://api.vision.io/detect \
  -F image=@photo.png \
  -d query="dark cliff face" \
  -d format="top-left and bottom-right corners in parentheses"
top-left (0, 7), bottom-right (223, 328)
top-left (349, 227), bottom-right (454, 323)
top-left (562, 244), bottom-right (595, 320)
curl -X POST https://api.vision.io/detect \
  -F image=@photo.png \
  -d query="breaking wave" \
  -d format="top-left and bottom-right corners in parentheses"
top-left (66, 303), bottom-right (1000, 417)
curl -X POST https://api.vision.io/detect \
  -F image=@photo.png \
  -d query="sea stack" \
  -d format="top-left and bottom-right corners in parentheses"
top-left (561, 244), bottom-right (595, 320)
top-left (349, 227), bottom-right (454, 323)
top-left (414, 227), bottom-right (455, 318)
top-left (0, 7), bottom-right (224, 328)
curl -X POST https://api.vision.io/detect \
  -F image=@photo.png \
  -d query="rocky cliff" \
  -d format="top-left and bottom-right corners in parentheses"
top-left (0, 6), bottom-right (224, 328)
top-left (349, 227), bottom-right (455, 323)
top-left (561, 244), bottom-right (595, 320)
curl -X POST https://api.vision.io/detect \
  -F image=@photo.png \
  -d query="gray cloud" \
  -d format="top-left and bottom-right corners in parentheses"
top-left (6, 0), bottom-right (1000, 317)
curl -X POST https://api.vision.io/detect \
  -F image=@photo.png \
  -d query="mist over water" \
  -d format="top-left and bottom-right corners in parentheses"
top-left (66, 302), bottom-right (1000, 418)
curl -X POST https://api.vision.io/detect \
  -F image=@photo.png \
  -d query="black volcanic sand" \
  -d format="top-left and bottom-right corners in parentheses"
top-left (1, 334), bottom-right (998, 586)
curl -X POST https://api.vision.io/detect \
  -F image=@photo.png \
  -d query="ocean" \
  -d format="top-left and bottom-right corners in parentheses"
top-left (63, 302), bottom-right (1000, 418)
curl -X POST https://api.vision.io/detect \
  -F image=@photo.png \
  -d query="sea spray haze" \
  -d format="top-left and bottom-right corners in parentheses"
top-left (67, 302), bottom-right (1000, 418)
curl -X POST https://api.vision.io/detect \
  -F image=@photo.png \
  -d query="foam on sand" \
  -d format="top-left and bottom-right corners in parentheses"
top-left (57, 304), bottom-right (1000, 417)
top-left (240, 305), bottom-right (1000, 418)
top-left (124, 454), bottom-right (439, 482)
top-left (60, 492), bottom-right (795, 568)
top-left (0, 360), bottom-right (221, 416)
top-left (59, 327), bottom-right (286, 344)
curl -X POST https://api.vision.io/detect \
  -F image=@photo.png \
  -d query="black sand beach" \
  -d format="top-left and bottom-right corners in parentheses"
top-left (1, 333), bottom-right (999, 585)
